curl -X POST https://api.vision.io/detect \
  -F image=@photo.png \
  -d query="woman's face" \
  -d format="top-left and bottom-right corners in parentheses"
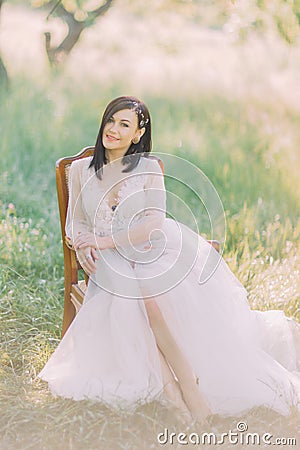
top-left (102, 108), bottom-right (144, 154)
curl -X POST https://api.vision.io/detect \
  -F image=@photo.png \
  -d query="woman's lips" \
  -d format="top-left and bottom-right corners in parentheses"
top-left (106, 134), bottom-right (119, 141)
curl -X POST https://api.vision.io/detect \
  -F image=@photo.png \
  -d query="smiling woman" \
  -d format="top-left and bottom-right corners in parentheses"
top-left (91, 96), bottom-right (151, 178)
top-left (38, 96), bottom-right (300, 426)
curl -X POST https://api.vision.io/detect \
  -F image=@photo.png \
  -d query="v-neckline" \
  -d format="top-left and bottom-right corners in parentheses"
top-left (105, 179), bottom-right (127, 211)
top-left (101, 156), bottom-right (145, 211)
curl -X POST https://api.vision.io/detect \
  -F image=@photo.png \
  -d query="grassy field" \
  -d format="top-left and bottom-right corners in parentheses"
top-left (1, 76), bottom-right (300, 449)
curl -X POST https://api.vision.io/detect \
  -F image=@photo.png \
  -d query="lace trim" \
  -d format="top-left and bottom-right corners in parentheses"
top-left (93, 172), bottom-right (147, 234)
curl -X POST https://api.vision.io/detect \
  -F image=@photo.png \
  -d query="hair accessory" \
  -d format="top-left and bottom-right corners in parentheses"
top-left (139, 116), bottom-right (149, 128)
top-left (131, 101), bottom-right (149, 128)
top-left (131, 101), bottom-right (141, 113)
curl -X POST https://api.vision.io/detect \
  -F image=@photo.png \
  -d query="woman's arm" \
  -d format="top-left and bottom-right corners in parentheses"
top-left (65, 160), bottom-right (90, 240)
top-left (66, 160), bottom-right (98, 274)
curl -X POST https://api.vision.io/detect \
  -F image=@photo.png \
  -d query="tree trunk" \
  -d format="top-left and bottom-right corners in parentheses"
top-left (0, 0), bottom-right (9, 87)
top-left (44, 0), bottom-right (113, 67)
top-left (0, 56), bottom-right (8, 86)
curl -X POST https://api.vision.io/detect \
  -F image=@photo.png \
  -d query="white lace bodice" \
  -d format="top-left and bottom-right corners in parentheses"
top-left (65, 155), bottom-right (166, 246)
top-left (92, 169), bottom-right (148, 236)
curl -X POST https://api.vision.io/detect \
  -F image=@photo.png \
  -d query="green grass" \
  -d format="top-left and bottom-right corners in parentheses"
top-left (1, 78), bottom-right (300, 449)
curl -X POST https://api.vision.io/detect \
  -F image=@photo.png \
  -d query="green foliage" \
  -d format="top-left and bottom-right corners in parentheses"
top-left (273, 1), bottom-right (300, 44)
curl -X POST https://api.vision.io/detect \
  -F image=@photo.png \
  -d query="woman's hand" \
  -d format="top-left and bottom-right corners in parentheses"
top-left (73, 232), bottom-right (114, 251)
top-left (76, 246), bottom-right (99, 276)
top-left (73, 232), bottom-right (97, 250)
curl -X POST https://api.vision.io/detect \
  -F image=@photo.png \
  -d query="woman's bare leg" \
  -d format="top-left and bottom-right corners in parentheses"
top-left (157, 347), bottom-right (193, 423)
top-left (144, 297), bottom-right (212, 423)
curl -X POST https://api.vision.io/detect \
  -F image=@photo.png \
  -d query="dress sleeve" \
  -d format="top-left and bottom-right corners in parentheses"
top-left (113, 159), bottom-right (166, 249)
top-left (65, 160), bottom-right (90, 242)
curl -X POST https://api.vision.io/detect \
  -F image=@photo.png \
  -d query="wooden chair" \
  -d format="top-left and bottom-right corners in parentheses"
top-left (56, 147), bottom-right (220, 337)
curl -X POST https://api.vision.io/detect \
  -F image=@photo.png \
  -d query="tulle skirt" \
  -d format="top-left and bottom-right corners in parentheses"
top-left (38, 218), bottom-right (300, 417)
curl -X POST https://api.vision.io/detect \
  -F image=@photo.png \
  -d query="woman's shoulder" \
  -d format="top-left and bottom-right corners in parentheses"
top-left (70, 156), bottom-right (93, 173)
top-left (140, 155), bottom-right (163, 174)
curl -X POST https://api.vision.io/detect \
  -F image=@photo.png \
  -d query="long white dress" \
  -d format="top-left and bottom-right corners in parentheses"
top-left (38, 155), bottom-right (300, 417)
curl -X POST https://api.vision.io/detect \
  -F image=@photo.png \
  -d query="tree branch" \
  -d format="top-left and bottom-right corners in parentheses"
top-left (89, 0), bottom-right (113, 20)
top-left (44, 0), bottom-right (114, 67)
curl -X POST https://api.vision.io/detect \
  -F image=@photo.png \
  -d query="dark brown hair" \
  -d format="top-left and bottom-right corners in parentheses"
top-left (89, 96), bottom-right (152, 179)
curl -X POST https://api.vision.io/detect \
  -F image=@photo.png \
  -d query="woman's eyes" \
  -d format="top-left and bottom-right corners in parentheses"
top-left (107, 118), bottom-right (129, 128)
